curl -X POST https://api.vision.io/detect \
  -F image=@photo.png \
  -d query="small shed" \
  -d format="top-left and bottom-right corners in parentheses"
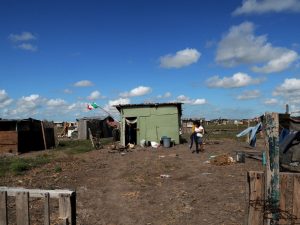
top-left (77, 116), bottom-right (117, 140)
top-left (115, 103), bottom-right (183, 146)
top-left (0, 118), bottom-right (56, 154)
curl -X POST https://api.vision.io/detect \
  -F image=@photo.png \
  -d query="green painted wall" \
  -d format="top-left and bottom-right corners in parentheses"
top-left (120, 105), bottom-right (181, 145)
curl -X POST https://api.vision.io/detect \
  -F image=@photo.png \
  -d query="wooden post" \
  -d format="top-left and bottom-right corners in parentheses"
top-left (44, 192), bottom-right (50, 225)
top-left (293, 175), bottom-right (300, 224)
top-left (263, 112), bottom-right (280, 224)
top-left (247, 171), bottom-right (264, 225)
top-left (279, 174), bottom-right (288, 224)
top-left (0, 191), bottom-right (8, 225)
top-left (59, 193), bottom-right (76, 225)
top-left (41, 121), bottom-right (47, 150)
top-left (16, 191), bottom-right (30, 225)
top-left (88, 128), bottom-right (95, 148)
top-left (54, 125), bottom-right (59, 147)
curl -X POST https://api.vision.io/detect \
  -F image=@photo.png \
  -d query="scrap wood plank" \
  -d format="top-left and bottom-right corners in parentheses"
top-left (247, 171), bottom-right (264, 225)
top-left (16, 191), bottom-right (30, 225)
top-left (0, 191), bottom-right (8, 225)
top-left (59, 193), bottom-right (76, 225)
top-left (293, 175), bottom-right (300, 223)
top-left (245, 153), bottom-right (262, 161)
top-left (0, 187), bottom-right (74, 198)
top-left (263, 112), bottom-right (280, 225)
top-left (279, 174), bottom-right (288, 224)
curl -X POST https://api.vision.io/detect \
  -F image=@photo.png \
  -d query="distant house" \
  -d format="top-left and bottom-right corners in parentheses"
top-left (76, 116), bottom-right (118, 140)
top-left (181, 118), bottom-right (207, 133)
top-left (115, 103), bottom-right (183, 146)
top-left (181, 119), bottom-right (195, 134)
top-left (0, 118), bottom-right (56, 154)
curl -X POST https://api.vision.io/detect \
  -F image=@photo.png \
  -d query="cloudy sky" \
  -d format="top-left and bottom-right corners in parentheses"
top-left (1, 0), bottom-right (300, 121)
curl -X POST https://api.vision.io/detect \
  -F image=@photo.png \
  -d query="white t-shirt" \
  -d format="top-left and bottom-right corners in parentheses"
top-left (195, 126), bottom-right (204, 137)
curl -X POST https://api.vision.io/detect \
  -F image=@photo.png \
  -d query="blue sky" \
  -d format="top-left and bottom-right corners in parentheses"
top-left (1, 0), bottom-right (300, 121)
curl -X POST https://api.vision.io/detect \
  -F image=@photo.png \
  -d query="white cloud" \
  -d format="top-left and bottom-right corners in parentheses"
top-left (272, 78), bottom-right (300, 108)
top-left (176, 95), bottom-right (207, 105)
top-left (0, 89), bottom-right (13, 108)
top-left (264, 98), bottom-right (279, 105)
top-left (216, 22), bottom-right (298, 73)
top-left (252, 51), bottom-right (298, 73)
top-left (157, 92), bottom-right (172, 99)
top-left (120, 86), bottom-right (152, 97)
top-left (87, 90), bottom-right (104, 100)
top-left (6, 94), bottom-right (46, 117)
top-left (8, 32), bottom-right (37, 42)
top-left (233, 0), bottom-right (300, 15)
top-left (192, 99), bottom-right (207, 105)
top-left (237, 90), bottom-right (260, 100)
top-left (160, 48), bottom-right (201, 68)
top-left (273, 78), bottom-right (300, 97)
top-left (64, 89), bottom-right (73, 94)
top-left (73, 80), bottom-right (94, 87)
top-left (102, 98), bottom-right (131, 117)
top-left (17, 43), bottom-right (38, 52)
top-left (108, 98), bottom-right (131, 106)
top-left (46, 99), bottom-right (67, 107)
top-left (206, 72), bottom-right (263, 88)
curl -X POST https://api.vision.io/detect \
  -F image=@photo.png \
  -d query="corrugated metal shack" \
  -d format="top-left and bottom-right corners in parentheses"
top-left (115, 103), bottom-right (182, 146)
top-left (77, 116), bottom-right (116, 140)
top-left (0, 118), bottom-right (56, 154)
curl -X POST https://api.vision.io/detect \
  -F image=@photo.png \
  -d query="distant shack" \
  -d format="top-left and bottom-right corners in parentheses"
top-left (0, 118), bottom-right (56, 154)
top-left (77, 116), bottom-right (118, 140)
top-left (115, 103), bottom-right (182, 146)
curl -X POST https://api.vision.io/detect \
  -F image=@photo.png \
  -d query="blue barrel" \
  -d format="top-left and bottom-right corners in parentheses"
top-left (162, 137), bottom-right (171, 148)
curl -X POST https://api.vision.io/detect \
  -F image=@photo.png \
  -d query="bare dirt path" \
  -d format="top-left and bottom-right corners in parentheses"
top-left (0, 139), bottom-right (264, 225)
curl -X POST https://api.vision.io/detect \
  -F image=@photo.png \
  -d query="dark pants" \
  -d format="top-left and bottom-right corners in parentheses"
top-left (190, 132), bottom-right (196, 149)
top-left (195, 136), bottom-right (202, 153)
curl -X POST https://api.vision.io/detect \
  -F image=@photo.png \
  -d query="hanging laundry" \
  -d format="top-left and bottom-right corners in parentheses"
top-left (236, 122), bottom-right (262, 147)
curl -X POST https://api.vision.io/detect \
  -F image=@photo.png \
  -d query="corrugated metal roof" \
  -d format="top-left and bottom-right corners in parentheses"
top-left (76, 115), bottom-right (113, 121)
top-left (115, 102), bottom-right (183, 112)
top-left (0, 118), bottom-right (40, 123)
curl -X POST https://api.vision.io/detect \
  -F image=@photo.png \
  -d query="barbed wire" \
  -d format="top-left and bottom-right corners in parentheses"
top-left (249, 199), bottom-right (299, 224)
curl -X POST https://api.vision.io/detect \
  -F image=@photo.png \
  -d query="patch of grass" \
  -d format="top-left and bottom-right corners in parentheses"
top-left (0, 155), bottom-right (51, 176)
top-left (57, 139), bottom-right (93, 154)
top-left (10, 159), bottom-right (31, 174)
top-left (57, 138), bottom-right (114, 154)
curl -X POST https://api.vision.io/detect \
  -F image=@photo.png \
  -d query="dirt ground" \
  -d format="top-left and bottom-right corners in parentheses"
top-left (0, 138), bottom-right (264, 225)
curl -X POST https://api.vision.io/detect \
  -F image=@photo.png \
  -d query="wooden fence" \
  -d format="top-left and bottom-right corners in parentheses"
top-left (247, 112), bottom-right (300, 224)
top-left (0, 187), bottom-right (76, 225)
top-left (247, 171), bottom-right (300, 225)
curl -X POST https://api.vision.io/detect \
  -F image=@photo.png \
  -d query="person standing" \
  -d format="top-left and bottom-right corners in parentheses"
top-left (193, 121), bottom-right (205, 153)
top-left (189, 121), bottom-right (196, 150)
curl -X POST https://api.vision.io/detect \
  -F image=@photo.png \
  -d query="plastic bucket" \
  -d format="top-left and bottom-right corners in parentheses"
top-left (236, 152), bottom-right (245, 163)
top-left (162, 137), bottom-right (171, 148)
top-left (140, 139), bottom-right (146, 147)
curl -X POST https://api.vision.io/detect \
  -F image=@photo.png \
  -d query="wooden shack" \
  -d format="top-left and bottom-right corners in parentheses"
top-left (115, 103), bottom-right (182, 146)
top-left (77, 116), bottom-right (117, 140)
top-left (0, 118), bottom-right (56, 154)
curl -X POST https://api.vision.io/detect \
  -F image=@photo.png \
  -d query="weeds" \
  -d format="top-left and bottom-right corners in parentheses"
top-left (54, 165), bottom-right (62, 173)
